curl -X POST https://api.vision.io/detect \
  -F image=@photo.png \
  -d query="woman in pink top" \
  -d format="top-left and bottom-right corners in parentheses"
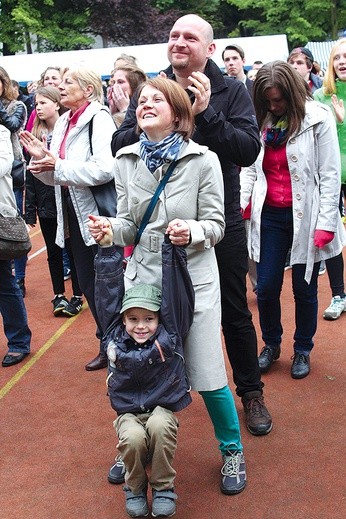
top-left (240, 61), bottom-right (346, 380)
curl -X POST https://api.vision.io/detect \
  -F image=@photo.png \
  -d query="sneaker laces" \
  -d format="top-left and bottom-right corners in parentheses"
top-left (290, 353), bottom-right (308, 364)
top-left (328, 296), bottom-right (345, 310)
top-left (70, 296), bottom-right (82, 306)
top-left (221, 451), bottom-right (242, 476)
top-left (259, 346), bottom-right (272, 358)
top-left (114, 454), bottom-right (124, 466)
top-left (52, 295), bottom-right (65, 303)
top-left (245, 396), bottom-right (266, 417)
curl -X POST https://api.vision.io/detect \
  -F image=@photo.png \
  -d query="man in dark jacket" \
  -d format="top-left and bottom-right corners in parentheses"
top-left (112, 13), bottom-right (272, 442)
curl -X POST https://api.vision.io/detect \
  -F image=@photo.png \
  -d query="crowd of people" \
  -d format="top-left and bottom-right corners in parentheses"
top-left (1, 14), bottom-right (345, 518)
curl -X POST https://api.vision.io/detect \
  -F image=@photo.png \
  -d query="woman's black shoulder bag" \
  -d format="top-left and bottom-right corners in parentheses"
top-left (88, 113), bottom-right (118, 217)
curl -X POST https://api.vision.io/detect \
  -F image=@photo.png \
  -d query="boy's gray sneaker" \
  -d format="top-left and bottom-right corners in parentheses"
top-left (220, 450), bottom-right (247, 495)
top-left (151, 489), bottom-right (177, 517)
top-left (108, 454), bottom-right (126, 484)
top-left (124, 487), bottom-right (149, 518)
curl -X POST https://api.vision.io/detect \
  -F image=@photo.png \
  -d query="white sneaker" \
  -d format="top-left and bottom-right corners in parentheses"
top-left (319, 260), bottom-right (326, 275)
top-left (323, 296), bottom-right (346, 320)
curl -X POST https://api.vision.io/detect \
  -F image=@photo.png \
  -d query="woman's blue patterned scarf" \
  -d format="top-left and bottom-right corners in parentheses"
top-left (263, 116), bottom-right (288, 147)
top-left (139, 131), bottom-right (184, 173)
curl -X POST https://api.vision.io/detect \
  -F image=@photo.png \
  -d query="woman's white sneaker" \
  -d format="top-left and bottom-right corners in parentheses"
top-left (323, 296), bottom-right (346, 320)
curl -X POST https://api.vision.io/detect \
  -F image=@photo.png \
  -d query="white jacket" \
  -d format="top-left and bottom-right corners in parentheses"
top-left (0, 127), bottom-right (15, 216)
top-left (36, 102), bottom-right (116, 247)
top-left (240, 100), bottom-right (346, 283)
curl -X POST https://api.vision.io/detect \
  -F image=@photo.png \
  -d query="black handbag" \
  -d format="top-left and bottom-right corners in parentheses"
top-left (90, 180), bottom-right (117, 217)
top-left (88, 113), bottom-right (118, 217)
top-left (11, 159), bottom-right (26, 189)
top-left (0, 212), bottom-right (32, 260)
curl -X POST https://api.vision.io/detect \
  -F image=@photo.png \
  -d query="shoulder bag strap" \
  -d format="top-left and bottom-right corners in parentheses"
top-left (88, 116), bottom-right (94, 155)
top-left (134, 160), bottom-right (177, 247)
top-left (88, 108), bottom-right (109, 155)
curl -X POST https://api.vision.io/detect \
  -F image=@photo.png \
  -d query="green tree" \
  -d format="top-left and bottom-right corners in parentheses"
top-left (87, 0), bottom-right (180, 46)
top-left (0, 0), bottom-right (93, 55)
top-left (2, 0), bottom-right (345, 57)
top-left (153, 0), bottom-right (228, 34)
top-left (154, 0), bottom-right (220, 19)
top-left (226, 0), bottom-right (346, 47)
top-left (0, 0), bottom-right (27, 54)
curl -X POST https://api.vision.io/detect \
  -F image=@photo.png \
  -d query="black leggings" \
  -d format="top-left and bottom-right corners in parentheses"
top-left (65, 193), bottom-right (103, 352)
top-left (39, 217), bottom-right (82, 297)
top-left (325, 184), bottom-right (346, 298)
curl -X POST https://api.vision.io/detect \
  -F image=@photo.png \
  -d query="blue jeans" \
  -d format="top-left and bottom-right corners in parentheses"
top-left (62, 247), bottom-right (70, 272)
top-left (0, 260), bottom-right (31, 354)
top-left (13, 187), bottom-right (28, 280)
top-left (257, 205), bottom-right (319, 355)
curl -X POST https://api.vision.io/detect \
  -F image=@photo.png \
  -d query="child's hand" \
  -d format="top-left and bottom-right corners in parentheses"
top-left (88, 214), bottom-right (113, 246)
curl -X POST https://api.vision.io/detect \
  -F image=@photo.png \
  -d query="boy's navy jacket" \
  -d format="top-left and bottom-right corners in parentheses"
top-left (94, 235), bottom-right (194, 415)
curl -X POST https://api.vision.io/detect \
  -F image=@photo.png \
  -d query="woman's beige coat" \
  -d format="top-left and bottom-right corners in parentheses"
top-left (109, 139), bottom-right (227, 391)
top-left (240, 100), bottom-right (346, 283)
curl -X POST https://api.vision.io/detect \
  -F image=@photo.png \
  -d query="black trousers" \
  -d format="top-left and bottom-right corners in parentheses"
top-left (39, 216), bottom-right (82, 297)
top-left (325, 185), bottom-right (346, 298)
top-left (325, 253), bottom-right (345, 297)
top-left (215, 223), bottom-right (263, 397)
top-left (65, 193), bottom-right (103, 353)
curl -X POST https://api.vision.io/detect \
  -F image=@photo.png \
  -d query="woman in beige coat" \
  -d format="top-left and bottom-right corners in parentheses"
top-left (89, 77), bottom-right (247, 497)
